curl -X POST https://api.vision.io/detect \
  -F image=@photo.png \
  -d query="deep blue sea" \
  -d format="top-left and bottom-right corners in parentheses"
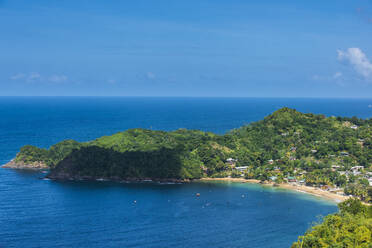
top-left (1, 97), bottom-right (371, 248)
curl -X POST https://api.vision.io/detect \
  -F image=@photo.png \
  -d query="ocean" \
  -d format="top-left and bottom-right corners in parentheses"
top-left (1, 97), bottom-right (371, 248)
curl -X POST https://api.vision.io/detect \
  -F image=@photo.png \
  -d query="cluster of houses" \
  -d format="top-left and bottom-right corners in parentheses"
top-left (330, 165), bottom-right (372, 186)
top-left (338, 166), bottom-right (364, 176)
top-left (225, 152), bottom-right (372, 187)
top-left (226, 158), bottom-right (248, 176)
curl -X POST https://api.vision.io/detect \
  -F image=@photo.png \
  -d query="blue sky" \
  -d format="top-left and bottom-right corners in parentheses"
top-left (1, 0), bottom-right (372, 97)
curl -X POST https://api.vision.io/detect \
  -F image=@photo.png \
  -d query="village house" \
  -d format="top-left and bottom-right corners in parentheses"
top-left (268, 159), bottom-right (274, 165)
top-left (343, 121), bottom-right (351, 127)
top-left (287, 176), bottom-right (297, 183)
top-left (269, 176), bottom-right (277, 181)
top-left (350, 166), bottom-right (364, 175)
top-left (226, 158), bottom-right (238, 167)
top-left (350, 125), bottom-right (358, 130)
top-left (350, 166), bottom-right (364, 171)
top-left (235, 166), bottom-right (248, 172)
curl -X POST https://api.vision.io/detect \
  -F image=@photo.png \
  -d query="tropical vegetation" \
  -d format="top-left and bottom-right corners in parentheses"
top-left (292, 198), bottom-right (372, 248)
top-left (13, 108), bottom-right (372, 201)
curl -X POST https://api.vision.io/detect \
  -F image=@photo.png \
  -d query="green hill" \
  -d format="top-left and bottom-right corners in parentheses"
top-left (9, 108), bottom-right (372, 200)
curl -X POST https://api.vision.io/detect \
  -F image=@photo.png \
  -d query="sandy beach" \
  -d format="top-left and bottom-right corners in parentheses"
top-left (198, 178), bottom-right (350, 203)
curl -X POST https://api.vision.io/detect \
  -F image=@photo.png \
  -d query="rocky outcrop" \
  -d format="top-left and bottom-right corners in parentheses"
top-left (2, 159), bottom-right (48, 170)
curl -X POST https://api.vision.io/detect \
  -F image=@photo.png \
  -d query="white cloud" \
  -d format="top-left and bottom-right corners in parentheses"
top-left (48, 74), bottom-right (68, 83)
top-left (312, 72), bottom-right (343, 81)
top-left (9, 72), bottom-right (69, 83)
top-left (28, 72), bottom-right (41, 80)
top-left (10, 73), bottom-right (26, 80)
top-left (337, 48), bottom-right (372, 79)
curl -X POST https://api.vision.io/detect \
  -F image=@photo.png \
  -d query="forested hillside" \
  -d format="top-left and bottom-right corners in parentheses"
top-left (10, 108), bottom-right (372, 200)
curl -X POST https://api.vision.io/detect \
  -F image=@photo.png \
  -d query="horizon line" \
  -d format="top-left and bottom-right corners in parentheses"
top-left (0, 96), bottom-right (372, 99)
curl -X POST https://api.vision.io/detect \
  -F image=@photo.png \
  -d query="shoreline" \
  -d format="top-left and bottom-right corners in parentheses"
top-left (2, 159), bottom-right (48, 170)
top-left (0, 162), bottom-right (350, 203)
top-left (198, 178), bottom-right (350, 203)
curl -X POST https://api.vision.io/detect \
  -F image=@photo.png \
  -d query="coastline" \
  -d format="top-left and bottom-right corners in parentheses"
top-left (198, 178), bottom-right (350, 203)
top-left (2, 159), bottom-right (48, 170)
top-left (45, 174), bottom-right (189, 184)
top-left (0, 161), bottom-right (350, 203)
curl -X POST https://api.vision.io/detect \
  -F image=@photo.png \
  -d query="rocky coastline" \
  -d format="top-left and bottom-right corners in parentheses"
top-left (2, 159), bottom-right (48, 170)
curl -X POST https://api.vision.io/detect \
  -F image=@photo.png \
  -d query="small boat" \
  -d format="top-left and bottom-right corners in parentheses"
top-left (196, 193), bottom-right (200, 197)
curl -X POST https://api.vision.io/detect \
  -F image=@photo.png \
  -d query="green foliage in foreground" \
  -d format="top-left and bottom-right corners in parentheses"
top-left (292, 199), bottom-right (372, 248)
top-left (14, 107), bottom-right (372, 182)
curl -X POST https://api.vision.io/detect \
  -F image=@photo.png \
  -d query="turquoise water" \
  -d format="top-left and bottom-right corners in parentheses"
top-left (1, 97), bottom-right (371, 248)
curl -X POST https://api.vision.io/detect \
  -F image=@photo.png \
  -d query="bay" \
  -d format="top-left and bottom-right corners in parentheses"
top-left (1, 97), bottom-right (371, 248)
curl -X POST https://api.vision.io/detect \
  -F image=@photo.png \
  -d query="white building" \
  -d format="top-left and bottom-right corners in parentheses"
top-left (350, 166), bottom-right (364, 172)
top-left (226, 158), bottom-right (237, 165)
top-left (235, 166), bottom-right (248, 172)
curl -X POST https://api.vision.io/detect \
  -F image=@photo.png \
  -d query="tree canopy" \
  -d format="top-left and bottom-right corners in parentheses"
top-left (14, 108), bottom-right (372, 184)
